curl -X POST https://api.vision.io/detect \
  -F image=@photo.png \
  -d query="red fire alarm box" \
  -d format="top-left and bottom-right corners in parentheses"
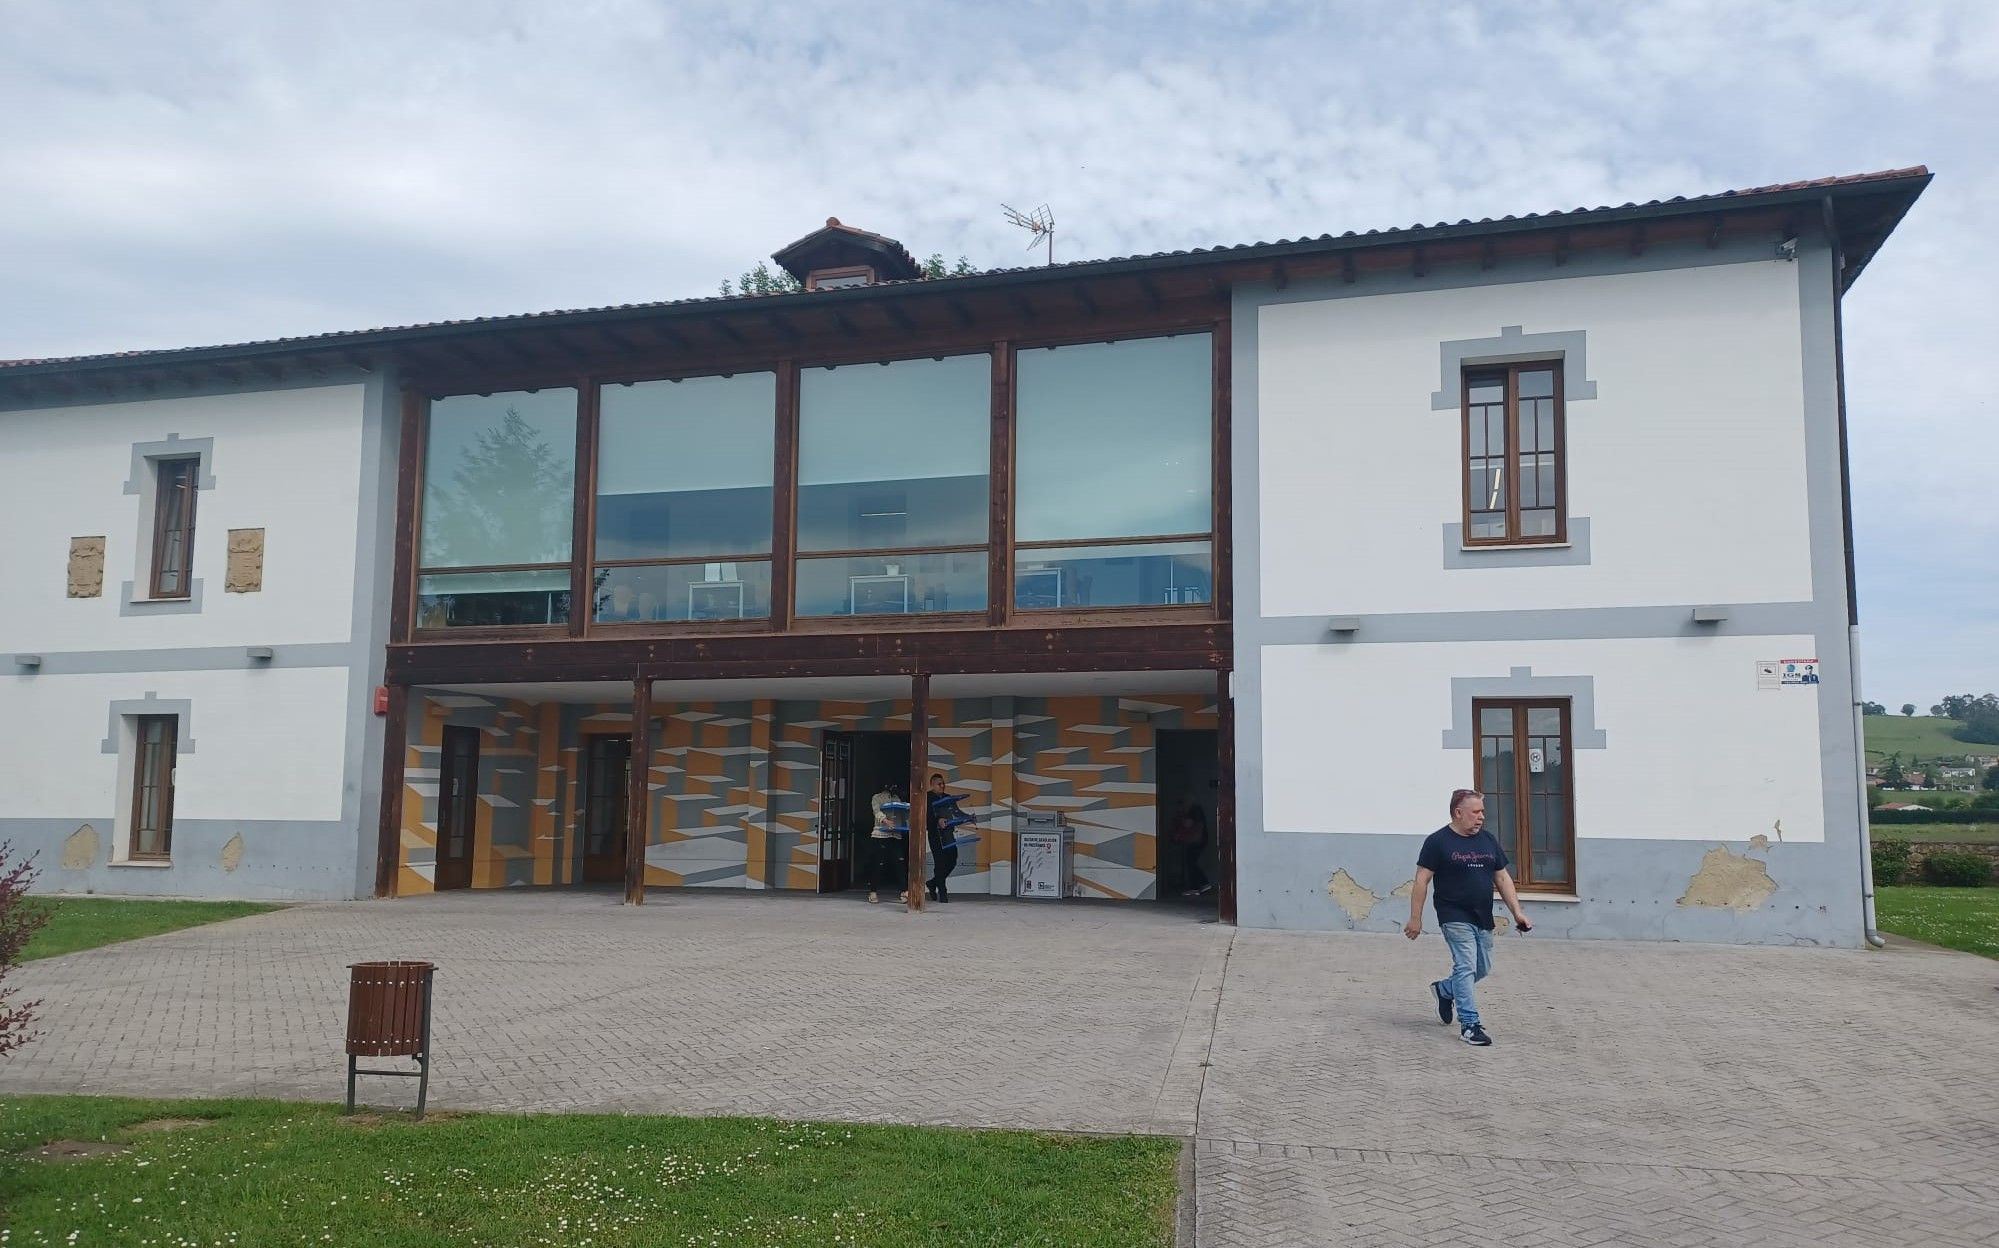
top-left (373, 686), bottom-right (389, 716)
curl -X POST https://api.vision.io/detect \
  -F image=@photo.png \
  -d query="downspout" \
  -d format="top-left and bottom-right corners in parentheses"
top-left (1850, 627), bottom-right (1885, 947)
top-left (1824, 194), bottom-right (1886, 948)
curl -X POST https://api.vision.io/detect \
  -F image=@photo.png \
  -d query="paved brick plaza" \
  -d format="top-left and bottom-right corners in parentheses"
top-left (4, 890), bottom-right (1995, 1246)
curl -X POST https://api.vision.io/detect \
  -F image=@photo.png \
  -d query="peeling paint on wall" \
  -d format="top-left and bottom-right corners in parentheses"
top-left (67, 537), bottom-right (105, 598)
top-left (1677, 845), bottom-right (1778, 911)
top-left (1326, 868), bottom-right (1380, 923)
top-left (1389, 879), bottom-right (1414, 898)
top-left (220, 833), bottom-right (244, 872)
top-left (60, 824), bottom-right (99, 869)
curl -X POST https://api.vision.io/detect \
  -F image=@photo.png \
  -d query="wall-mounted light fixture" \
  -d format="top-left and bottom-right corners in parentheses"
top-left (1691, 606), bottom-right (1729, 624)
top-left (246, 646), bottom-right (274, 661)
top-left (1327, 616), bottom-right (1361, 635)
top-left (15, 654), bottom-right (42, 670)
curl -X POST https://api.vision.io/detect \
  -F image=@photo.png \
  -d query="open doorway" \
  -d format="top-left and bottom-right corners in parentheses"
top-left (1156, 729), bottom-right (1220, 901)
top-left (817, 730), bottom-right (911, 894)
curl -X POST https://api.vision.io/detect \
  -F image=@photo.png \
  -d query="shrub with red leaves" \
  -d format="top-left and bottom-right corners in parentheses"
top-left (0, 842), bottom-right (49, 1057)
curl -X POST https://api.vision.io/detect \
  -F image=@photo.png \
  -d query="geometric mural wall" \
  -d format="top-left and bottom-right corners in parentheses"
top-left (398, 689), bottom-right (1217, 901)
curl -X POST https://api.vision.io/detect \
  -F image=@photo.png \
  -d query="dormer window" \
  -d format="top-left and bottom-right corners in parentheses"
top-left (773, 217), bottom-right (922, 292)
top-left (807, 265), bottom-right (877, 291)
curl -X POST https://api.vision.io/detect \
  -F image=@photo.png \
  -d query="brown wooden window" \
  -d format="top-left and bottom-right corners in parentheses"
top-left (130, 715), bottom-right (178, 859)
top-left (150, 458), bottom-right (200, 598)
top-left (1462, 363), bottom-right (1565, 545)
top-left (1473, 699), bottom-right (1575, 892)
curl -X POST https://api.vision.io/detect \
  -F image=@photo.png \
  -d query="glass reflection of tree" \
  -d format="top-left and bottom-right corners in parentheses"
top-left (428, 407), bottom-right (572, 568)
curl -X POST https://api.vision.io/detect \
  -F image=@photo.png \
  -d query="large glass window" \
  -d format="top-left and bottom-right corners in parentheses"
top-left (796, 354), bottom-right (990, 616)
top-left (593, 373), bottom-right (775, 623)
top-left (1013, 334), bottom-right (1212, 609)
top-left (417, 388), bottom-right (577, 628)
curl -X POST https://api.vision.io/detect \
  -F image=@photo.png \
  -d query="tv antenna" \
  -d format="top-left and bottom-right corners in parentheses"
top-left (1002, 203), bottom-right (1055, 265)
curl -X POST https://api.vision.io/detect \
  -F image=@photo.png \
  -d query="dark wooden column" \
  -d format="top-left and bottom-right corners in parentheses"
top-left (1216, 668), bottom-right (1238, 924)
top-left (1211, 316), bottom-right (1233, 620)
top-left (770, 360), bottom-right (799, 632)
top-left (568, 377), bottom-right (599, 637)
top-left (389, 388), bottom-right (424, 645)
top-left (373, 683), bottom-right (409, 898)
top-left (906, 671), bottom-right (929, 910)
top-left (986, 343), bottom-right (1013, 626)
top-left (625, 671), bottom-right (653, 905)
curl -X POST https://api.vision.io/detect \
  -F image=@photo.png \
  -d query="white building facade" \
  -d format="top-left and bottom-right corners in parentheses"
top-left (0, 168), bottom-right (1927, 942)
top-left (0, 375), bottom-right (400, 899)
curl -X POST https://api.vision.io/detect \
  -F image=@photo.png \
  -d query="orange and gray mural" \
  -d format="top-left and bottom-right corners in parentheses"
top-left (398, 690), bottom-right (1216, 900)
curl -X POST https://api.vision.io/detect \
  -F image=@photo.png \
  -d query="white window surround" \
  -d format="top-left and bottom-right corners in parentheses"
top-left (102, 694), bottom-right (195, 865)
top-left (120, 434), bottom-right (217, 615)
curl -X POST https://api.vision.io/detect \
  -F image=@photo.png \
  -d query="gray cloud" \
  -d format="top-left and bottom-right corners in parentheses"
top-left (3, 0), bottom-right (1992, 703)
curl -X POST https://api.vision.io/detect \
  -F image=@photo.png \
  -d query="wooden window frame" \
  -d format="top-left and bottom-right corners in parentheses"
top-left (1471, 697), bottom-right (1576, 894)
top-left (1007, 330), bottom-right (1222, 616)
top-left (1459, 361), bottom-right (1567, 547)
top-left (805, 265), bottom-right (876, 291)
top-left (409, 388), bottom-right (583, 638)
top-left (129, 714), bottom-right (177, 860)
top-left (398, 317), bottom-right (1230, 639)
top-left (149, 457), bottom-right (200, 600)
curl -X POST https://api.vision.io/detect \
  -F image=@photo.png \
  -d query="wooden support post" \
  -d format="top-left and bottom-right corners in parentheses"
top-left (906, 671), bottom-right (929, 911)
top-left (986, 345), bottom-right (1013, 627)
top-left (374, 684), bottom-right (409, 898)
top-left (1216, 669), bottom-right (1237, 924)
top-left (625, 672), bottom-right (652, 905)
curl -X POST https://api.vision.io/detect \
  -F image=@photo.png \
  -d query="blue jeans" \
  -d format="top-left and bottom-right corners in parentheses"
top-left (1439, 922), bottom-right (1494, 1029)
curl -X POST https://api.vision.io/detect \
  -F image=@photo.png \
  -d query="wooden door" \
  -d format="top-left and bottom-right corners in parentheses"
top-left (817, 733), bottom-right (855, 893)
top-left (582, 735), bottom-right (632, 883)
top-left (434, 725), bottom-right (480, 891)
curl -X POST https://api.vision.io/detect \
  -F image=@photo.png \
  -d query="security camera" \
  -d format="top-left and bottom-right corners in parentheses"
top-left (1776, 237), bottom-right (1798, 261)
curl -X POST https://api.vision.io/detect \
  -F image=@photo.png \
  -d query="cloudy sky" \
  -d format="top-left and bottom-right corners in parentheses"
top-left (3, 0), bottom-right (1992, 706)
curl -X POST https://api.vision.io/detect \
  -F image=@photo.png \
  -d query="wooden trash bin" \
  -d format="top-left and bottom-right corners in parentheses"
top-left (344, 960), bottom-right (435, 1118)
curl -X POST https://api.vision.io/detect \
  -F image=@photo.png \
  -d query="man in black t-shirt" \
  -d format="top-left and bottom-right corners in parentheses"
top-left (1403, 789), bottom-right (1532, 1047)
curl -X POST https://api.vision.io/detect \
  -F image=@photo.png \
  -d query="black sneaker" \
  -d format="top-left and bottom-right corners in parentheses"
top-left (1460, 1025), bottom-right (1492, 1047)
top-left (1430, 981), bottom-right (1454, 1026)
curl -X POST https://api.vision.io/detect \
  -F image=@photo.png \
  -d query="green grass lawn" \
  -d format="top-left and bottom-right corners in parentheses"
top-left (1876, 886), bottom-right (1999, 960)
top-left (1864, 714), bottom-right (1992, 764)
top-left (0, 1096), bottom-right (1179, 1247)
top-left (1871, 822), bottom-right (1999, 844)
top-left (21, 897), bottom-right (283, 961)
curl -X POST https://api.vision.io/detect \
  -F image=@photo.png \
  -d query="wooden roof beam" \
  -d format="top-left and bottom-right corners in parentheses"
top-left (1706, 214), bottom-right (1726, 249)
top-left (881, 301), bottom-right (917, 333)
top-left (1628, 223), bottom-right (1647, 257)
top-left (1137, 274), bottom-right (1164, 311)
top-left (1071, 284), bottom-right (1100, 316)
top-left (946, 298), bottom-right (976, 328)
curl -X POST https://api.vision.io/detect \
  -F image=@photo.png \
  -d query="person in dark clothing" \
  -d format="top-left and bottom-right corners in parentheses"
top-left (1170, 802), bottom-right (1212, 896)
top-left (924, 773), bottom-right (965, 902)
top-left (1403, 789), bottom-right (1532, 1047)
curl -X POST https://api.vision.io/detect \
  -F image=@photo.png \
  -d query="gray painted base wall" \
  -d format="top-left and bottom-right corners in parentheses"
top-left (1239, 830), bottom-right (1864, 947)
top-left (2, 817), bottom-right (366, 901)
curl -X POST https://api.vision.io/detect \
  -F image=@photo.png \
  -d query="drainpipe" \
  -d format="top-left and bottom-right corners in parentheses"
top-left (1850, 626), bottom-right (1886, 947)
top-left (1824, 196), bottom-right (1885, 949)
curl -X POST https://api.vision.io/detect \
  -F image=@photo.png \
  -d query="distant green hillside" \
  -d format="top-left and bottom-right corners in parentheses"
top-left (1865, 715), bottom-right (1992, 764)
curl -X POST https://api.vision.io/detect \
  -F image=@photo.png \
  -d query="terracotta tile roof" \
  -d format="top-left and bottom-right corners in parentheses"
top-left (0, 167), bottom-right (1929, 375)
